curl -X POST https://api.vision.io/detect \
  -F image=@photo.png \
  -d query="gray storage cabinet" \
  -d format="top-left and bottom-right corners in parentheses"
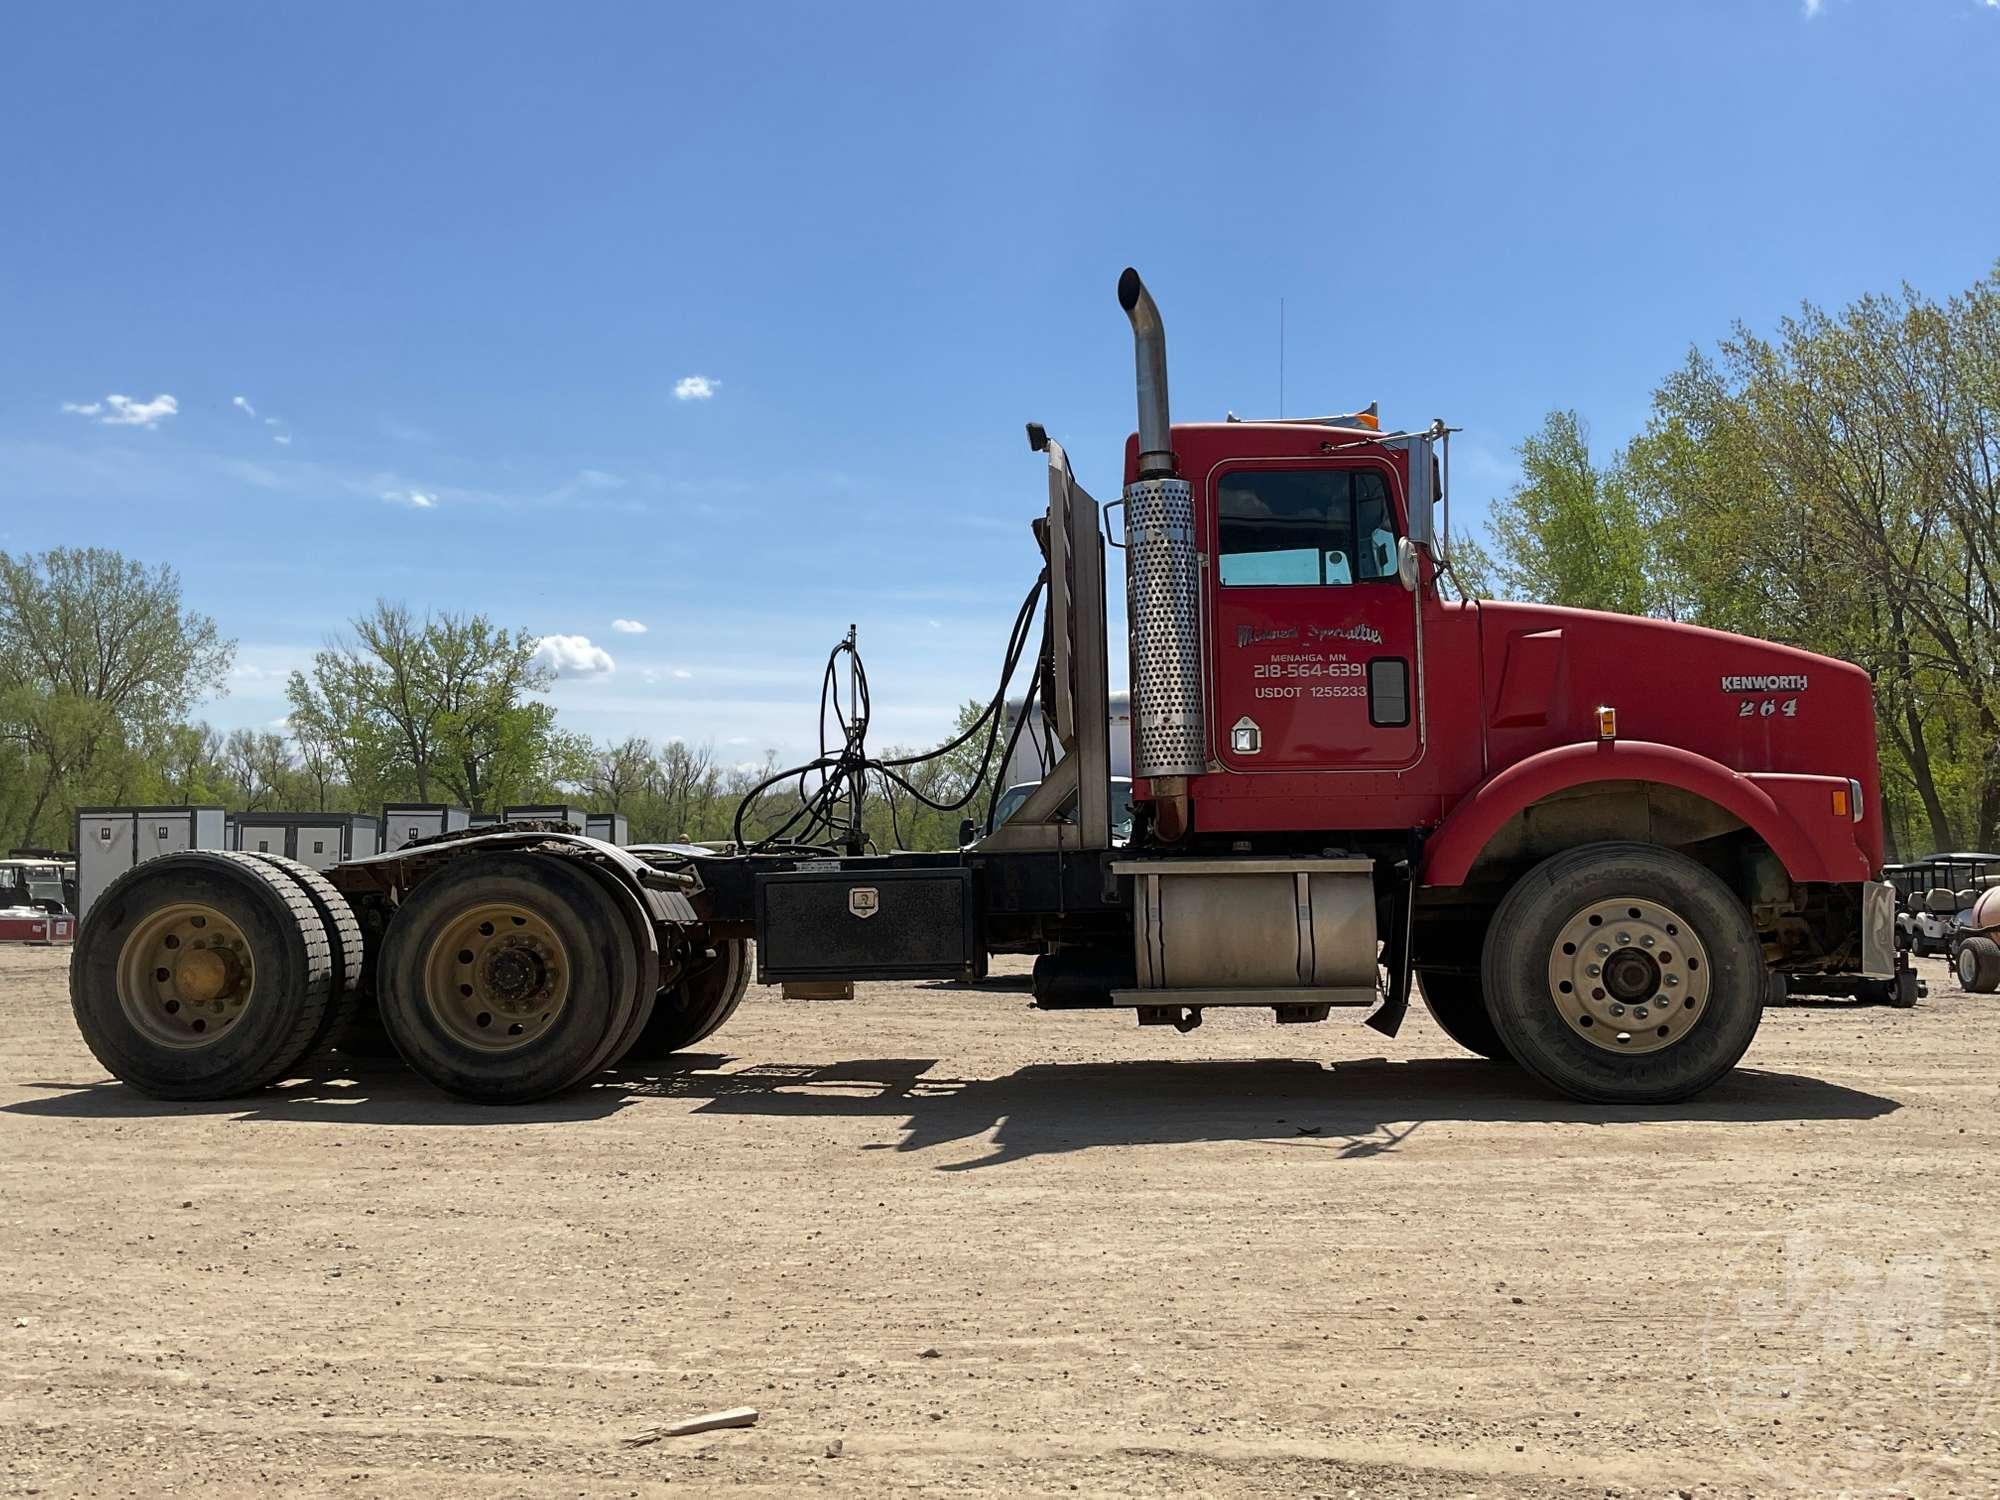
top-left (503, 804), bottom-right (588, 831)
top-left (75, 805), bottom-right (227, 921)
top-left (231, 812), bottom-right (381, 871)
top-left (584, 812), bottom-right (629, 845)
top-left (381, 803), bottom-right (472, 852)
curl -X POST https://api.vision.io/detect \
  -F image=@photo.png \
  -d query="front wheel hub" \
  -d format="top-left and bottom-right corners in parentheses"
top-left (1546, 897), bottom-right (1711, 1054)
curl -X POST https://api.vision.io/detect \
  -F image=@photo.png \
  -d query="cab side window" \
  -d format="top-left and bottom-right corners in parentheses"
top-left (1217, 468), bottom-right (1397, 587)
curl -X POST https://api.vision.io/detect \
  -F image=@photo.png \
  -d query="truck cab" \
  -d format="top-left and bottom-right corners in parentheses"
top-left (1098, 267), bottom-right (1906, 1095)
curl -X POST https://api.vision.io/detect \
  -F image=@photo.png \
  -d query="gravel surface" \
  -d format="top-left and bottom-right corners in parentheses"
top-left (2, 944), bottom-right (1996, 1497)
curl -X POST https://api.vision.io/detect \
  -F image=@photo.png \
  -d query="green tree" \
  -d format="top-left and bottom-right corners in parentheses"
top-left (1612, 263), bottom-right (2000, 855)
top-left (287, 602), bottom-right (576, 813)
top-left (1483, 410), bottom-right (1654, 614)
top-left (0, 548), bottom-right (232, 846)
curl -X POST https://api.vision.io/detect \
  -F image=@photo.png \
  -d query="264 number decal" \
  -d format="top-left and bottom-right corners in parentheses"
top-left (1739, 697), bottom-right (1800, 720)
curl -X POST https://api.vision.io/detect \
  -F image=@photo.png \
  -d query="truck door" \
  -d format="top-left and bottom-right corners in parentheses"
top-left (1205, 457), bottom-right (1421, 772)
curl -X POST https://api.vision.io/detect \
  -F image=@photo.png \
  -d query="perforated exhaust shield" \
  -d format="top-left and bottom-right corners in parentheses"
top-left (1125, 476), bottom-right (1206, 777)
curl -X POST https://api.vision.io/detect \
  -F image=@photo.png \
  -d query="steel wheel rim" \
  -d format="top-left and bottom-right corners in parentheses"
top-left (422, 901), bottom-right (571, 1052)
top-left (1959, 946), bottom-right (1978, 986)
top-left (115, 902), bottom-right (257, 1049)
top-left (1545, 895), bottom-right (1710, 1055)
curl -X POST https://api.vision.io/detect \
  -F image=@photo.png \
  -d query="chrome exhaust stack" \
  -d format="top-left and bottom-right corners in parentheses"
top-left (1118, 267), bottom-right (1175, 480)
top-left (1117, 268), bottom-right (1206, 795)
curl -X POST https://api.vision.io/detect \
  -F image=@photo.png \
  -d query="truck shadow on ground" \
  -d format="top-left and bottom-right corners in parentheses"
top-left (8, 1054), bottom-right (1898, 1160)
top-left (619, 1055), bottom-right (1900, 1169)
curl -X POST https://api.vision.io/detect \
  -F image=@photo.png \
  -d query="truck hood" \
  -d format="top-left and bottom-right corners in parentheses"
top-left (1474, 601), bottom-right (1881, 862)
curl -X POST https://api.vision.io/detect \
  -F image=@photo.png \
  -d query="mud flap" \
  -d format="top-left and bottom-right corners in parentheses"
top-left (1365, 860), bottom-right (1415, 1038)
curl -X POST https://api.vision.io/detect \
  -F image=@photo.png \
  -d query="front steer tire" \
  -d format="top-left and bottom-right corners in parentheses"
top-left (1482, 842), bottom-right (1765, 1105)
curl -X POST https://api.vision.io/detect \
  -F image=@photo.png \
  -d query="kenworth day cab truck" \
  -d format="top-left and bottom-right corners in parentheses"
top-left (69, 269), bottom-right (1909, 1108)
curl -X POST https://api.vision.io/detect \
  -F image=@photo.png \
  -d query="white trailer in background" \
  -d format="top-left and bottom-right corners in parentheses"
top-left (380, 804), bottom-right (472, 852)
top-left (585, 812), bottom-right (629, 845)
top-left (74, 806), bottom-right (228, 921)
top-left (231, 813), bottom-right (382, 872)
top-left (1001, 689), bottom-right (1130, 791)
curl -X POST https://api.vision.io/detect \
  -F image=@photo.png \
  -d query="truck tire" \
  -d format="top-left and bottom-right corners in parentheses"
top-left (237, 851), bottom-right (362, 1055)
top-left (1415, 971), bottom-right (1513, 1062)
top-left (375, 853), bottom-right (643, 1103)
top-left (1956, 935), bottom-right (2000, 994)
top-left (69, 851), bottom-right (333, 1099)
top-left (574, 861), bottom-right (660, 1076)
top-left (1482, 842), bottom-right (1764, 1104)
top-left (688, 940), bottom-right (754, 1045)
top-left (621, 938), bottom-right (751, 1063)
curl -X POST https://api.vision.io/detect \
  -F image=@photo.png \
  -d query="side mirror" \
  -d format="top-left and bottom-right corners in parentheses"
top-left (958, 817), bottom-right (979, 848)
top-left (1405, 434), bottom-right (1435, 548)
top-left (1397, 536), bottom-right (1420, 592)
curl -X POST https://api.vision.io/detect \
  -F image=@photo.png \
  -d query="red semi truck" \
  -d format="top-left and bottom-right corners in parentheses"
top-left (68, 268), bottom-right (1909, 1108)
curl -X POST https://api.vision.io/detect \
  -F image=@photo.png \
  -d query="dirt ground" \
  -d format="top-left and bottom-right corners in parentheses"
top-left (2, 946), bottom-right (1997, 1499)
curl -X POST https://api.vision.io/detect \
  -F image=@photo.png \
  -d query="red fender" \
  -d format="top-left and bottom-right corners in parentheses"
top-left (1419, 739), bottom-right (1863, 888)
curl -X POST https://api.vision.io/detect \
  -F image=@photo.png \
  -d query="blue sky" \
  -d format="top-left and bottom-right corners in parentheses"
top-left (4, 1), bottom-right (1996, 766)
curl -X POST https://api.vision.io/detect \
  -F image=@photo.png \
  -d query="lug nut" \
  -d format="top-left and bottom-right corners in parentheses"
top-left (1641, 935), bottom-right (1656, 948)
top-left (1586, 964), bottom-right (1601, 977)
top-left (1596, 943), bottom-right (1610, 956)
top-left (1635, 1007), bottom-right (1649, 1019)
top-left (1664, 975), bottom-right (1680, 987)
top-left (1610, 1003), bottom-right (1626, 1017)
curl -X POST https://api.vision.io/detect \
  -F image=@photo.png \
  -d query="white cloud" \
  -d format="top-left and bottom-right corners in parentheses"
top-left (382, 488), bottom-right (436, 509)
top-left (272, 432), bottom-right (293, 446)
top-left (233, 395), bottom-right (257, 417)
top-left (671, 668), bottom-right (693, 679)
top-left (101, 394), bottom-right (179, 427)
top-left (611, 617), bottom-right (648, 634)
top-left (1802, 0), bottom-right (1822, 12)
top-left (673, 374), bottom-right (719, 401)
top-left (534, 633), bottom-right (615, 678)
top-left (63, 393), bottom-right (178, 428)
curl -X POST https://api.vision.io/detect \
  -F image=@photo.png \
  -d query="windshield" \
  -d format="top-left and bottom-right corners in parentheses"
top-left (1217, 467), bottom-right (1398, 588)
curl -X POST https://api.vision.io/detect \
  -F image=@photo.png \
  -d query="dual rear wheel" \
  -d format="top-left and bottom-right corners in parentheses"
top-left (371, 852), bottom-right (752, 1101)
top-left (71, 851), bottom-right (346, 1099)
top-left (74, 848), bottom-right (750, 1106)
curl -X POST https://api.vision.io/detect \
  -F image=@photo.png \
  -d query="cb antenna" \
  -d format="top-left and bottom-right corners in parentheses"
top-left (1278, 296), bottom-right (1285, 418)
